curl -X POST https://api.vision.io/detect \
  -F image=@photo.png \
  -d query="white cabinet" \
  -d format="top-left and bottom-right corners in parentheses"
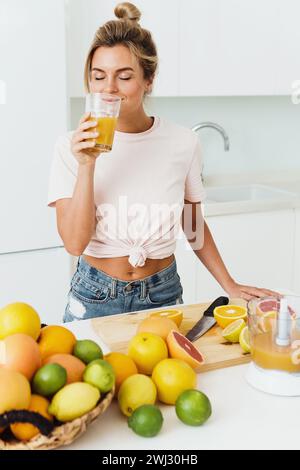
top-left (67, 0), bottom-right (300, 97)
top-left (0, 0), bottom-right (67, 253)
top-left (0, 248), bottom-right (71, 325)
top-left (294, 209), bottom-right (300, 293)
top-left (176, 209), bottom-right (295, 303)
top-left (66, 0), bottom-right (179, 97)
top-left (179, 0), bottom-right (300, 96)
top-left (195, 210), bottom-right (295, 301)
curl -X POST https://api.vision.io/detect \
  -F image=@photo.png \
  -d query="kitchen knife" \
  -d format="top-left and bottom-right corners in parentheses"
top-left (185, 296), bottom-right (229, 342)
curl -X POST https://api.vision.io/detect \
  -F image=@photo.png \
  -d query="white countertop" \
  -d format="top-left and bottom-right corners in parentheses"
top-left (64, 315), bottom-right (300, 451)
top-left (65, 363), bottom-right (300, 451)
top-left (203, 174), bottom-right (300, 217)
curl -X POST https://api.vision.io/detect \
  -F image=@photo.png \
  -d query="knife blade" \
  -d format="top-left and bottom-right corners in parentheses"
top-left (185, 296), bottom-right (229, 342)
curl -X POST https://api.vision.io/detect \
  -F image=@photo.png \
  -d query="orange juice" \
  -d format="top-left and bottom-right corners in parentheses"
top-left (252, 331), bottom-right (300, 373)
top-left (93, 116), bottom-right (117, 152)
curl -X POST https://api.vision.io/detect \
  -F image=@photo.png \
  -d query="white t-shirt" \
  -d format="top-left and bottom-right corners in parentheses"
top-left (48, 116), bottom-right (206, 267)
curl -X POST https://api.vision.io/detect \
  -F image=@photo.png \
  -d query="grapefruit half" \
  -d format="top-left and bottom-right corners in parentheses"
top-left (166, 330), bottom-right (205, 370)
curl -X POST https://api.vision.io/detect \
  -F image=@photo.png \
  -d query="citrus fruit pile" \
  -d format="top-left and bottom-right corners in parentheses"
top-left (105, 310), bottom-right (212, 438)
top-left (213, 304), bottom-right (251, 353)
top-left (214, 300), bottom-right (281, 353)
top-left (0, 302), bottom-right (114, 443)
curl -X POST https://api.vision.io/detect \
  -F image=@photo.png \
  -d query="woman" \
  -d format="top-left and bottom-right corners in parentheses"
top-left (48, 2), bottom-right (279, 322)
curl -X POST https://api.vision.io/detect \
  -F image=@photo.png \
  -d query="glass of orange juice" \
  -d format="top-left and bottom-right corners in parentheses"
top-left (86, 93), bottom-right (121, 153)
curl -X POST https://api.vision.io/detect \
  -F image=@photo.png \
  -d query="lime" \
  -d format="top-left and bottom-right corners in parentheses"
top-left (83, 359), bottom-right (115, 393)
top-left (73, 339), bottom-right (103, 364)
top-left (128, 404), bottom-right (163, 437)
top-left (222, 318), bottom-right (246, 343)
top-left (239, 326), bottom-right (251, 353)
top-left (32, 364), bottom-right (67, 396)
top-left (175, 389), bottom-right (212, 426)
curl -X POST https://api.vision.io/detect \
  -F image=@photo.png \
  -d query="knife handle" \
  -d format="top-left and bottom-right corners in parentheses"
top-left (204, 296), bottom-right (229, 317)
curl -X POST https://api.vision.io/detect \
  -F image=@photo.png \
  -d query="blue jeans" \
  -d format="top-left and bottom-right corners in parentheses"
top-left (63, 256), bottom-right (184, 322)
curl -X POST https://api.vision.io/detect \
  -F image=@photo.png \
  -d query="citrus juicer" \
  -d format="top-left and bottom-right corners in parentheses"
top-left (246, 295), bottom-right (300, 396)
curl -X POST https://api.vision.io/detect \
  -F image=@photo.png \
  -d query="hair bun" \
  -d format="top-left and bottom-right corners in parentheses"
top-left (114, 2), bottom-right (141, 25)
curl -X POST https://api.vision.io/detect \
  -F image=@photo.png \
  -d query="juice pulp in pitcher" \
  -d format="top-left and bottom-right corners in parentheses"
top-left (93, 116), bottom-right (117, 152)
top-left (252, 331), bottom-right (300, 373)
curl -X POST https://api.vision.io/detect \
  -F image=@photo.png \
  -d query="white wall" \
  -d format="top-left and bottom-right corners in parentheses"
top-left (70, 96), bottom-right (300, 181)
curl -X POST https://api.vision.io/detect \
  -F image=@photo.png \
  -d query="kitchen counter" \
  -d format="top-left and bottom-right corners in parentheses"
top-left (66, 363), bottom-right (300, 451)
top-left (64, 311), bottom-right (300, 451)
top-left (203, 173), bottom-right (300, 217)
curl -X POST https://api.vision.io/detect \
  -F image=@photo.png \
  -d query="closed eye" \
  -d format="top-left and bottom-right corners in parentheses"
top-left (94, 77), bottom-right (131, 81)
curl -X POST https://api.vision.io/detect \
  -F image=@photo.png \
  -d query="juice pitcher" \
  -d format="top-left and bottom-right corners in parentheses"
top-left (246, 295), bottom-right (300, 396)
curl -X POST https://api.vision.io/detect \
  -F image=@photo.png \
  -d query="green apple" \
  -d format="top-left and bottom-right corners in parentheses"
top-left (83, 359), bottom-right (115, 393)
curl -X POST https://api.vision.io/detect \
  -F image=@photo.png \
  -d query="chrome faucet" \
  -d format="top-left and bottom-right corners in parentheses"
top-left (191, 121), bottom-right (230, 151)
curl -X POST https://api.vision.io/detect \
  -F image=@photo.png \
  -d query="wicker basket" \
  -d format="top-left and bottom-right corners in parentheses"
top-left (0, 387), bottom-right (114, 450)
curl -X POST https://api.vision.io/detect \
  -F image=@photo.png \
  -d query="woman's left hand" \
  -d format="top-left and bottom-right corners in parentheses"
top-left (225, 281), bottom-right (282, 301)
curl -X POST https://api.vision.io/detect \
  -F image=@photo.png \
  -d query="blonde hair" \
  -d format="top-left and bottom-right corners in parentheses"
top-left (84, 2), bottom-right (158, 93)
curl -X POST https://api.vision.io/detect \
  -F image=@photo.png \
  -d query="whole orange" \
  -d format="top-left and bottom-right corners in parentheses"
top-left (38, 325), bottom-right (76, 361)
top-left (43, 353), bottom-right (85, 384)
top-left (105, 352), bottom-right (138, 394)
top-left (0, 333), bottom-right (41, 380)
top-left (137, 317), bottom-right (179, 340)
top-left (10, 395), bottom-right (53, 441)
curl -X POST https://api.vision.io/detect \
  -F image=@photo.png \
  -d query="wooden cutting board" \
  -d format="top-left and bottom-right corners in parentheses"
top-left (91, 298), bottom-right (251, 372)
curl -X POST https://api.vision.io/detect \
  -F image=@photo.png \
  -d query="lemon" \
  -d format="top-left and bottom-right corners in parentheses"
top-left (0, 302), bottom-right (41, 340)
top-left (118, 374), bottom-right (157, 417)
top-left (239, 326), bottom-right (251, 353)
top-left (152, 359), bottom-right (196, 405)
top-left (213, 305), bottom-right (247, 329)
top-left (222, 319), bottom-right (246, 343)
top-left (48, 382), bottom-right (100, 422)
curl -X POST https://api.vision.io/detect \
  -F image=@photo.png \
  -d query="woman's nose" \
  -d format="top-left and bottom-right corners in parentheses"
top-left (103, 78), bottom-right (118, 94)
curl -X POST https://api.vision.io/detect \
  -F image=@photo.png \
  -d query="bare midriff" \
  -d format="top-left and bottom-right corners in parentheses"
top-left (83, 254), bottom-right (175, 281)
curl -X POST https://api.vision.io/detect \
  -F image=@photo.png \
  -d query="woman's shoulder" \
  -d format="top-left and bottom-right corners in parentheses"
top-left (158, 117), bottom-right (198, 149)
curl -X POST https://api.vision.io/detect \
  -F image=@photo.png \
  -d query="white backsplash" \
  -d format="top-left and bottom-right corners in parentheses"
top-left (70, 96), bottom-right (300, 182)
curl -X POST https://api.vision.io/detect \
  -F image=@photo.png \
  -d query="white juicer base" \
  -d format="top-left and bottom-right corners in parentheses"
top-left (246, 362), bottom-right (300, 396)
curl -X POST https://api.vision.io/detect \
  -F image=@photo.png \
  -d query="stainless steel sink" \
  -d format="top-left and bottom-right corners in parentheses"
top-left (204, 184), bottom-right (297, 204)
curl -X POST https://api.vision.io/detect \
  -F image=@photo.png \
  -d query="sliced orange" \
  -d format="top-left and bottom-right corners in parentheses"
top-left (213, 305), bottom-right (247, 329)
top-left (150, 309), bottom-right (183, 327)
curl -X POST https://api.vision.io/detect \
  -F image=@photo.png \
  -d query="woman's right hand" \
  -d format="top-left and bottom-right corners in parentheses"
top-left (71, 112), bottom-right (101, 165)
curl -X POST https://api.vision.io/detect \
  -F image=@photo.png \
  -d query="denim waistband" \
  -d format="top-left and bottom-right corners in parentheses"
top-left (77, 256), bottom-right (178, 291)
